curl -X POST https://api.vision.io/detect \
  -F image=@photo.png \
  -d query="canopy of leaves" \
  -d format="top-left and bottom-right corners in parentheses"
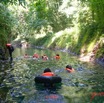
top-left (0, 3), bottom-right (14, 46)
top-left (0, 0), bottom-right (104, 58)
top-left (0, 0), bottom-right (26, 6)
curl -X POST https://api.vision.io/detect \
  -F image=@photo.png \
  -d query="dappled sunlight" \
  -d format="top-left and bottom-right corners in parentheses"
top-left (52, 30), bottom-right (64, 42)
top-left (8, 4), bottom-right (28, 14)
top-left (79, 55), bottom-right (91, 62)
top-left (34, 33), bottom-right (46, 39)
top-left (79, 36), bottom-right (104, 62)
top-left (87, 40), bottom-right (96, 52)
top-left (59, 0), bottom-right (78, 17)
top-left (79, 45), bottom-right (91, 62)
top-left (34, 25), bottom-right (53, 39)
top-left (47, 28), bottom-right (79, 48)
top-left (58, 0), bottom-right (79, 17)
top-left (14, 35), bottom-right (21, 41)
top-left (78, 32), bottom-right (104, 62)
top-left (65, 42), bottom-right (72, 49)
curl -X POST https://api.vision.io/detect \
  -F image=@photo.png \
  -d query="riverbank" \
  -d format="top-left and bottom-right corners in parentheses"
top-left (79, 54), bottom-right (104, 67)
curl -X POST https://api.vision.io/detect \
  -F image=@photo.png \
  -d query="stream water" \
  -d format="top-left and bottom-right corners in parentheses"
top-left (0, 47), bottom-right (104, 103)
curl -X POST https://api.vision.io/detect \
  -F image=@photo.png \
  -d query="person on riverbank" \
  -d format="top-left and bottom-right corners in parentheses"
top-left (6, 43), bottom-right (14, 61)
top-left (65, 65), bottom-right (75, 73)
top-left (42, 68), bottom-right (55, 76)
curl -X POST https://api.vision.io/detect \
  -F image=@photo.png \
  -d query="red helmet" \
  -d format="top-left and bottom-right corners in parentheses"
top-left (6, 43), bottom-right (11, 47)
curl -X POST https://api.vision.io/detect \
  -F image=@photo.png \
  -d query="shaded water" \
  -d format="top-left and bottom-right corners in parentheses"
top-left (0, 47), bottom-right (104, 103)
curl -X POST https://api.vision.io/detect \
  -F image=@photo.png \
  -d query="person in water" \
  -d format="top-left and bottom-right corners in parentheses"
top-left (24, 54), bottom-right (29, 58)
top-left (33, 53), bottom-right (39, 58)
top-left (65, 65), bottom-right (75, 73)
top-left (42, 54), bottom-right (48, 60)
top-left (42, 68), bottom-right (55, 76)
top-left (41, 68), bottom-right (56, 87)
top-left (6, 43), bottom-right (14, 61)
top-left (54, 54), bottom-right (60, 60)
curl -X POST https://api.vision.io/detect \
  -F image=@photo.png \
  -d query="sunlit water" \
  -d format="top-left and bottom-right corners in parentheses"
top-left (0, 47), bottom-right (104, 103)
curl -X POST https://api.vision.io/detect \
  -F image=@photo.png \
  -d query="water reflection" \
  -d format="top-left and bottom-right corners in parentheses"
top-left (0, 61), bottom-right (14, 102)
top-left (0, 47), bottom-right (104, 103)
top-left (23, 84), bottom-right (65, 103)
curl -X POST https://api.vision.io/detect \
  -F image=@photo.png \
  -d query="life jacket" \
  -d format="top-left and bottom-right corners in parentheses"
top-left (55, 56), bottom-right (60, 60)
top-left (33, 54), bottom-right (39, 58)
top-left (42, 72), bottom-right (55, 76)
top-left (66, 68), bottom-right (74, 72)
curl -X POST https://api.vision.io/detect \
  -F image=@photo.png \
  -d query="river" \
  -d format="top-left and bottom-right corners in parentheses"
top-left (0, 47), bottom-right (104, 103)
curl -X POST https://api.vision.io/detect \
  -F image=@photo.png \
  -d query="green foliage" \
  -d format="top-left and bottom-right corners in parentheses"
top-left (25, 0), bottom-right (104, 58)
top-left (26, 0), bottom-right (70, 34)
top-left (95, 35), bottom-right (104, 57)
top-left (71, 0), bottom-right (104, 56)
top-left (0, 0), bottom-right (26, 6)
top-left (0, 0), bottom-right (104, 59)
top-left (29, 33), bottom-right (53, 47)
top-left (0, 3), bottom-right (14, 46)
top-left (89, 0), bottom-right (104, 27)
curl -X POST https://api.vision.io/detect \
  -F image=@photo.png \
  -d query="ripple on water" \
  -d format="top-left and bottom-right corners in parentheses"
top-left (1, 48), bottom-right (104, 103)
